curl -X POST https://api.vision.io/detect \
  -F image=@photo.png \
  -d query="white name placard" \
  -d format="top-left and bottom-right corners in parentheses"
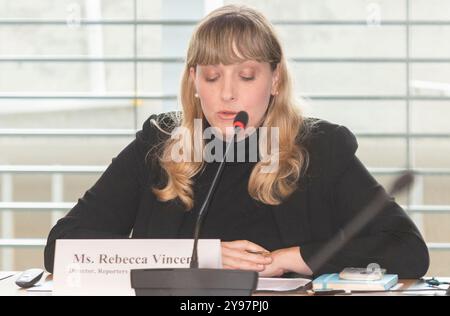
top-left (53, 239), bottom-right (222, 296)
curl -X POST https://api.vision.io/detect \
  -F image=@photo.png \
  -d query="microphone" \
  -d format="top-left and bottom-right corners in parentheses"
top-left (131, 111), bottom-right (258, 296)
top-left (233, 111), bottom-right (249, 130)
top-left (190, 110), bottom-right (249, 268)
top-left (307, 171), bottom-right (415, 275)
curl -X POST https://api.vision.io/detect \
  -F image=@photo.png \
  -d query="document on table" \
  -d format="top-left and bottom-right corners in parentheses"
top-left (27, 280), bottom-right (53, 293)
top-left (27, 279), bottom-right (310, 294)
top-left (23, 277), bottom-right (311, 293)
top-left (257, 277), bottom-right (311, 292)
top-left (28, 278), bottom-right (311, 292)
top-left (28, 279), bottom-right (311, 293)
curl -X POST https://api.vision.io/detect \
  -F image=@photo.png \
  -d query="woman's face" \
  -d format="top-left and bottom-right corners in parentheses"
top-left (190, 60), bottom-right (279, 137)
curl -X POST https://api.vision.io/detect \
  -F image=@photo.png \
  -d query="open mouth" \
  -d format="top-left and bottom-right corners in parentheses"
top-left (217, 111), bottom-right (238, 121)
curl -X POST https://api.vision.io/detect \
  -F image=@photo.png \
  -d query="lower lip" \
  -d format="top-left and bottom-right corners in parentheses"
top-left (217, 112), bottom-right (238, 121)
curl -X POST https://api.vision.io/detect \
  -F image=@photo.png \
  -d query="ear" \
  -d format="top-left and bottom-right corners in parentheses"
top-left (271, 64), bottom-right (280, 95)
top-left (189, 66), bottom-right (196, 83)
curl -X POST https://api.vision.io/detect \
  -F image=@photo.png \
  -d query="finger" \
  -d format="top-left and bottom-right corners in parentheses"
top-left (222, 247), bottom-right (272, 265)
top-left (222, 240), bottom-right (268, 253)
top-left (223, 264), bottom-right (238, 270)
top-left (259, 266), bottom-right (285, 278)
top-left (223, 256), bottom-right (266, 272)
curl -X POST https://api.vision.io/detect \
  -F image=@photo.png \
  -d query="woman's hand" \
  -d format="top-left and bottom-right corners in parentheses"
top-left (221, 240), bottom-right (273, 272)
top-left (257, 248), bottom-right (286, 277)
top-left (258, 246), bottom-right (313, 277)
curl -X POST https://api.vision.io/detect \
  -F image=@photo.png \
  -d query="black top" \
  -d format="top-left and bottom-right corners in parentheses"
top-left (177, 132), bottom-right (284, 252)
top-left (44, 112), bottom-right (430, 278)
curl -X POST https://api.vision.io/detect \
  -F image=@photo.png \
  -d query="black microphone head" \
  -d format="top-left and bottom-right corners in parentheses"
top-left (233, 111), bottom-right (249, 130)
top-left (389, 171), bottom-right (415, 195)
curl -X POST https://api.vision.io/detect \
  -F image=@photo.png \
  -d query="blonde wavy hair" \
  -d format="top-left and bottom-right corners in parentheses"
top-left (152, 5), bottom-right (310, 211)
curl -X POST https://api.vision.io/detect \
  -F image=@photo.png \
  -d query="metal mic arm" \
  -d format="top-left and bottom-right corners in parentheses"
top-left (190, 129), bottom-right (239, 268)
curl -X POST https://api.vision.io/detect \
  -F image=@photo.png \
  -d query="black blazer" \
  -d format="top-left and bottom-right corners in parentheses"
top-left (44, 112), bottom-right (430, 278)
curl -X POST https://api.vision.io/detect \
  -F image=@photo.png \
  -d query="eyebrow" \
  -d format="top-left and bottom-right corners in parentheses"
top-left (201, 62), bottom-right (261, 71)
top-left (201, 60), bottom-right (262, 67)
top-left (240, 60), bottom-right (260, 66)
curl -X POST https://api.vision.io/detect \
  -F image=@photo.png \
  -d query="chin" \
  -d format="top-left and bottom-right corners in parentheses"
top-left (213, 127), bottom-right (235, 141)
top-left (211, 123), bottom-right (232, 134)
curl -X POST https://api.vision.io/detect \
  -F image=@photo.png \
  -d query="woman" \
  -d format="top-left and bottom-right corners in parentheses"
top-left (44, 5), bottom-right (429, 278)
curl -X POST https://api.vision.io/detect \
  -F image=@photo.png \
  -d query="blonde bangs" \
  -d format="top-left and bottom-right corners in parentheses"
top-left (187, 8), bottom-right (280, 68)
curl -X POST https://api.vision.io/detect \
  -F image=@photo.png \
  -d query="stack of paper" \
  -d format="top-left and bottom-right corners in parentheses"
top-left (257, 277), bottom-right (311, 291)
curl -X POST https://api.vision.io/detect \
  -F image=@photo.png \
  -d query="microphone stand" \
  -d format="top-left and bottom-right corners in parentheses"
top-left (190, 130), bottom-right (237, 269)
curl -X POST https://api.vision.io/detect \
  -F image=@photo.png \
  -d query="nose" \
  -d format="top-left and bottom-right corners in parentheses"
top-left (220, 75), bottom-right (236, 102)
